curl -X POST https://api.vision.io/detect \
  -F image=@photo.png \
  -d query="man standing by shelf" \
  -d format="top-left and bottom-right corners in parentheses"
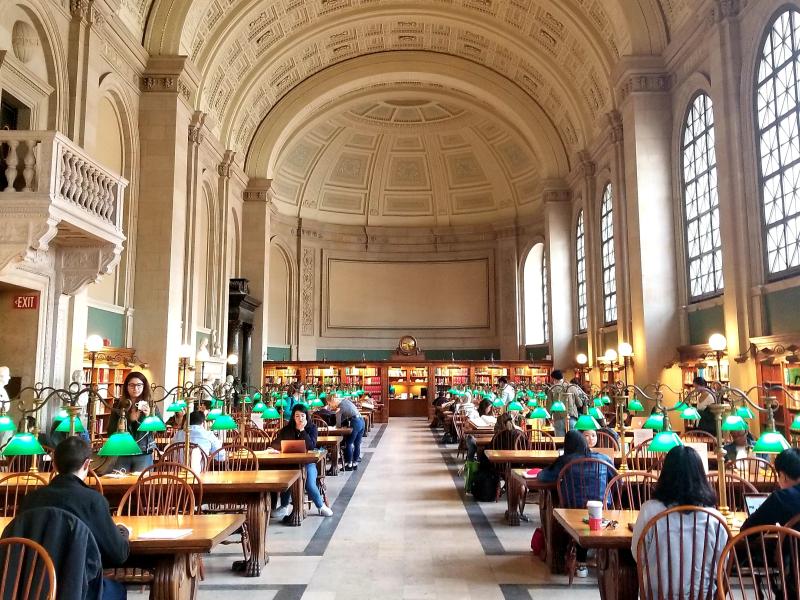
top-left (498, 376), bottom-right (515, 407)
top-left (549, 369), bottom-right (588, 436)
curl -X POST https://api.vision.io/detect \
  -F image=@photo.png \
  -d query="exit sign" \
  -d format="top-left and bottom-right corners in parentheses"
top-left (12, 295), bottom-right (38, 310)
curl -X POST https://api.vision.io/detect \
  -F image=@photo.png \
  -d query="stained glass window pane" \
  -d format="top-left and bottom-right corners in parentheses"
top-left (682, 93), bottom-right (723, 300)
top-left (757, 8), bottom-right (800, 277)
top-left (576, 211), bottom-right (588, 332)
top-left (600, 186), bottom-right (617, 324)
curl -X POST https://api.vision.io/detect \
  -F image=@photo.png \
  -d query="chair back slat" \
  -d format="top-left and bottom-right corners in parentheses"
top-left (0, 537), bottom-right (57, 600)
top-left (208, 445), bottom-right (259, 471)
top-left (717, 524), bottom-right (800, 599)
top-left (706, 471), bottom-right (758, 513)
top-left (161, 442), bottom-right (209, 473)
top-left (680, 430), bottom-right (719, 451)
top-left (0, 473), bottom-right (47, 518)
top-left (728, 456), bottom-right (778, 488)
top-left (630, 440), bottom-right (665, 472)
top-left (556, 457), bottom-right (618, 508)
top-left (594, 430), bottom-right (620, 450)
top-left (528, 429), bottom-right (557, 451)
top-left (637, 505), bottom-right (730, 600)
top-left (138, 462), bottom-right (203, 509)
top-left (603, 471), bottom-right (658, 510)
top-left (116, 473), bottom-right (196, 517)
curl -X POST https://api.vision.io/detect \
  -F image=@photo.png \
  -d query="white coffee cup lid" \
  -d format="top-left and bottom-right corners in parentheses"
top-left (586, 500), bottom-right (602, 508)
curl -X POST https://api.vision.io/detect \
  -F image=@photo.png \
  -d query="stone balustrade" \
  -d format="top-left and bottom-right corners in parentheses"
top-left (0, 130), bottom-right (126, 229)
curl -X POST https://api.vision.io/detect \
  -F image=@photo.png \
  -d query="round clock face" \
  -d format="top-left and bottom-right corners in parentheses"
top-left (399, 335), bottom-right (417, 355)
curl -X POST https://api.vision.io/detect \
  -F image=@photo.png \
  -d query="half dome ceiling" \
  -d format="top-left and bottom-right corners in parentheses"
top-left (269, 92), bottom-right (541, 226)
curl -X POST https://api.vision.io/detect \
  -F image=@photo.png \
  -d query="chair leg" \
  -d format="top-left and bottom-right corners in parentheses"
top-left (565, 541), bottom-right (577, 586)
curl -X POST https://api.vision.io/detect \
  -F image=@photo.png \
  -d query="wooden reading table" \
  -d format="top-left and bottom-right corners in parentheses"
top-left (0, 513), bottom-right (244, 600)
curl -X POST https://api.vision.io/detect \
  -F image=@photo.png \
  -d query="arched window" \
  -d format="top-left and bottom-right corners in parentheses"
top-left (576, 210), bottom-right (588, 332)
top-left (756, 8), bottom-right (800, 277)
top-left (523, 243), bottom-right (548, 345)
top-left (600, 185), bottom-right (617, 324)
top-left (682, 93), bottom-right (723, 299)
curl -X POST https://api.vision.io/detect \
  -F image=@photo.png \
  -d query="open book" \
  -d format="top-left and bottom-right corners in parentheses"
top-left (137, 528), bottom-right (193, 540)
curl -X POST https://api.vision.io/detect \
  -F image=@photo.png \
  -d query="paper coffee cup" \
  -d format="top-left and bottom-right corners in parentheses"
top-left (587, 500), bottom-right (603, 518)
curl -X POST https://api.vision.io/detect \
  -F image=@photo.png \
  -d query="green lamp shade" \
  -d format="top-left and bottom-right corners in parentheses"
top-left (253, 392), bottom-right (262, 402)
top-left (252, 401), bottom-right (267, 413)
top-left (261, 406), bottom-right (281, 420)
top-left (601, 395), bottom-right (611, 406)
top-left (649, 431), bottom-right (683, 453)
top-left (790, 414), bottom-right (800, 432)
top-left (167, 400), bottom-right (187, 412)
top-left (507, 401), bottom-right (524, 412)
top-left (516, 391), bottom-right (525, 399)
top-left (0, 415), bottom-right (16, 432)
top-left (736, 405), bottom-right (755, 420)
top-left (138, 415), bottom-right (167, 432)
top-left (530, 406), bottom-right (551, 420)
top-left (98, 432), bottom-right (142, 456)
top-left (319, 392), bottom-right (327, 400)
top-left (680, 406), bottom-right (702, 420)
top-left (589, 407), bottom-right (604, 420)
top-left (627, 398), bottom-right (644, 412)
top-left (536, 391), bottom-right (547, 401)
top-left (206, 408), bottom-right (222, 421)
top-left (53, 408), bottom-right (69, 422)
top-left (593, 397), bottom-right (605, 408)
top-left (721, 415), bottom-right (748, 431)
top-left (492, 398), bottom-right (504, 408)
top-left (2, 433), bottom-right (46, 456)
top-left (311, 398), bottom-right (325, 408)
top-left (674, 401), bottom-right (688, 411)
top-left (241, 395), bottom-right (252, 404)
top-left (526, 398), bottom-right (538, 408)
top-left (275, 398), bottom-right (286, 408)
top-left (211, 398), bottom-right (224, 409)
top-left (210, 414), bottom-right (238, 431)
top-left (551, 401), bottom-right (567, 413)
top-left (575, 415), bottom-right (600, 431)
top-left (643, 414), bottom-right (665, 431)
top-left (526, 390), bottom-right (535, 398)
top-left (55, 416), bottom-right (86, 433)
top-left (753, 431), bottom-right (791, 453)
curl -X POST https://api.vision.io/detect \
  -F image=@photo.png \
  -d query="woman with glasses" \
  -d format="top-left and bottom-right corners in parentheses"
top-left (107, 371), bottom-right (158, 472)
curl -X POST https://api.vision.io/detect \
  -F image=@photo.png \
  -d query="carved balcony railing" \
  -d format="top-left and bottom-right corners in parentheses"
top-left (0, 130), bottom-right (126, 234)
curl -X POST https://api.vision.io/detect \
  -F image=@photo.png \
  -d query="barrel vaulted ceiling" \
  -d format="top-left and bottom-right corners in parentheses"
top-left (119, 0), bottom-right (689, 224)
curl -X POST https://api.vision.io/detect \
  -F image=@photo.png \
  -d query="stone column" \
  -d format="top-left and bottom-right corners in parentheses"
top-left (707, 1), bottom-right (756, 390)
top-left (66, 0), bottom-right (95, 145)
top-left (577, 154), bottom-right (601, 383)
top-left (496, 226), bottom-right (521, 360)
top-left (240, 179), bottom-right (273, 383)
top-left (132, 57), bottom-right (193, 388)
top-left (616, 57), bottom-right (680, 385)
top-left (227, 319), bottom-right (242, 380)
top-left (242, 324), bottom-right (253, 384)
top-left (544, 186), bottom-right (574, 368)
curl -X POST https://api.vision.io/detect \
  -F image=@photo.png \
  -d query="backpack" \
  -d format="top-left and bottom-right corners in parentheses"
top-left (471, 465), bottom-right (499, 502)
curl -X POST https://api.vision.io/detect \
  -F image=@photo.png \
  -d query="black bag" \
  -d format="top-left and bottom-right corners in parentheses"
top-left (441, 432), bottom-right (456, 444)
top-left (471, 466), bottom-right (499, 502)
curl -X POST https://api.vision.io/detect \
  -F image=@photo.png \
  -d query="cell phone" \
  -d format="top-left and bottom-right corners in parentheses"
top-left (136, 400), bottom-right (149, 411)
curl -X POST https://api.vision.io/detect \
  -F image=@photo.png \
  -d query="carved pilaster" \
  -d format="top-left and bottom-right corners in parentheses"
top-left (188, 111), bottom-right (206, 145)
top-left (708, 0), bottom-right (747, 24)
top-left (69, 0), bottom-right (92, 20)
top-left (218, 150), bottom-right (236, 178)
top-left (140, 57), bottom-right (192, 102)
top-left (300, 247), bottom-right (315, 336)
top-left (578, 151), bottom-right (596, 180)
top-left (607, 110), bottom-right (623, 144)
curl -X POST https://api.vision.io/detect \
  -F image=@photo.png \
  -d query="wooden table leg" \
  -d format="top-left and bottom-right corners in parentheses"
top-left (331, 442), bottom-right (340, 476)
top-left (597, 548), bottom-right (638, 600)
top-left (151, 553), bottom-right (198, 600)
top-left (505, 470), bottom-right (520, 526)
top-left (242, 492), bottom-right (270, 576)
top-left (287, 467), bottom-right (304, 526)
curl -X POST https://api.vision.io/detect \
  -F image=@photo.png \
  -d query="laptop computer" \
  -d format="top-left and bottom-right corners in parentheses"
top-left (744, 493), bottom-right (769, 516)
top-left (280, 440), bottom-right (308, 454)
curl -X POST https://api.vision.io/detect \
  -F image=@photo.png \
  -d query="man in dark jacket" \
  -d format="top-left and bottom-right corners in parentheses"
top-left (743, 447), bottom-right (800, 529)
top-left (19, 436), bottom-right (130, 599)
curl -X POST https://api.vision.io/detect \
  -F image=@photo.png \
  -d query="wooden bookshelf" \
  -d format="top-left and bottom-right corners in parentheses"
top-left (83, 347), bottom-right (148, 436)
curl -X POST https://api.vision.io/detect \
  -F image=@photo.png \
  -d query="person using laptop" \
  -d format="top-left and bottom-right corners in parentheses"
top-left (742, 448), bottom-right (800, 529)
top-left (275, 404), bottom-right (333, 519)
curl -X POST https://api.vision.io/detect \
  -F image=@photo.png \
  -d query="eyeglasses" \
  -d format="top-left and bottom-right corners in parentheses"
top-left (127, 383), bottom-right (144, 388)
top-left (604, 520), bottom-right (619, 530)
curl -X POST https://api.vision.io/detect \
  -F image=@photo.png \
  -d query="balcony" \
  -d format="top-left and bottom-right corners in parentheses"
top-left (0, 130), bottom-right (127, 293)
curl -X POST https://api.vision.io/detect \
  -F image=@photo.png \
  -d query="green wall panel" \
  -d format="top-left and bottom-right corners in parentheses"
top-left (86, 307), bottom-right (124, 348)
top-left (575, 336), bottom-right (588, 355)
top-left (764, 287), bottom-right (800, 335)
top-left (266, 346), bottom-right (291, 361)
top-left (525, 345), bottom-right (550, 361)
top-left (687, 305), bottom-right (725, 346)
top-left (315, 348), bottom-right (501, 361)
top-left (427, 349), bottom-right (501, 361)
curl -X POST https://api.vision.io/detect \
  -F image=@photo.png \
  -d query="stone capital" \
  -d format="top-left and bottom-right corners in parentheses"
top-left (243, 178), bottom-right (276, 212)
top-left (613, 56), bottom-right (671, 103)
top-left (577, 150), bottom-right (596, 179)
top-left (141, 56), bottom-right (193, 102)
top-left (188, 111), bottom-right (206, 145)
top-left (217, 149), bottom-right (236, 178)
top-left (708, 0), bottom-right (748, 24)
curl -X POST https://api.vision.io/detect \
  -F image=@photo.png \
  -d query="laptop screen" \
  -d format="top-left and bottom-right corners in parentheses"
top-left (744, 494), bottom-right (769, 516)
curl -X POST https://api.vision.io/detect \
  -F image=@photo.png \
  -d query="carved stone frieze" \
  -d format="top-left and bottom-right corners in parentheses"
top-left (542, 189), bottom-right (571, 204)
top-left (300, 247), bottom-right (315, 336)
top-left (618, 73), bottom-right (671, 102)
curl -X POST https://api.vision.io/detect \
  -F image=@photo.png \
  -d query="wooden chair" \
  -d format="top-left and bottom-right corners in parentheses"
top-left (603, 471), bottom-right (658, 510)
top-left (138, 462), bottom-right (203, 510)
top-left (528, 429), bottom-right (557, 451)
top-left (47, 469), bottom-right (103, 495)
top-left (208, 445), bottom-right (259, 471)
top-left (786, 513), bottom-right (800, 530)
top-left (636, 505), bottom-right (730, 600)
top-left (116, 473), bottom-right (196, 517)
top-left (160, 442), bottom-right (209, 473)
top-left (491, 429), bottom-right (529, 501)
top-left (0, 473), bottom-right (47, 517)
top-left (311, 414), bottom-right (329, 430)
top-left (556, 457), bottom-right (619, 584)
top-left (153, 429), bottom-right (173, 451)
top-left (717, 525), bottom-right (800, 599)
top-left (707, 471), bottom-right (758, 513)
top-left (681, 429), bottom-right (719, 451)
top-left (453, 413), bottom-right (469, 458)
top-left (241, 427), bottom-right (272, 451)
top-left (0, 537), bottom-right (57, 600)
top-left (630, 440), bottom-right (665, 472)
top-left (595, 430), bottom-right (621, 450)
top-left (729, 456), bottom-right (778, 490)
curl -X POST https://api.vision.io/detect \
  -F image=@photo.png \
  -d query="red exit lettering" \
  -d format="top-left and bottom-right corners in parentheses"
top-left (12, 295), bottom-right (38, 310)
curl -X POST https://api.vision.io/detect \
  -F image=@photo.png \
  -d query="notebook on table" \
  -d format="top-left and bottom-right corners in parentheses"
top-left (280, 440), bottom-right (308, 454)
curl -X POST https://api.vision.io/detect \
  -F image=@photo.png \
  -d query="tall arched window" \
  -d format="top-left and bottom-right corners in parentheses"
top-left (600, 185), bottom-right (617, 324)
top-left (576, 210), bottom-right (588, 332)
top-left (683, 93), bottom-right (723, 299)
top-left (756, 8), bottom-right (800, 277)
top-left (523, 243), bottom-right (548, 345)
top-left (542, 250), bottom-right (549, 343)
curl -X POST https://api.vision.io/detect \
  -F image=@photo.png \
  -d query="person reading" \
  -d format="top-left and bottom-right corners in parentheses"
top-left (18, 436), bottom-right (130, 599)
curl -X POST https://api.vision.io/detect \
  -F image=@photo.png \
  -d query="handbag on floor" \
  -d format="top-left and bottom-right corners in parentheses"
top-left (463, 460), bottom-right (479, 493)
top-left (471, 466), bottom-right (499, 502)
